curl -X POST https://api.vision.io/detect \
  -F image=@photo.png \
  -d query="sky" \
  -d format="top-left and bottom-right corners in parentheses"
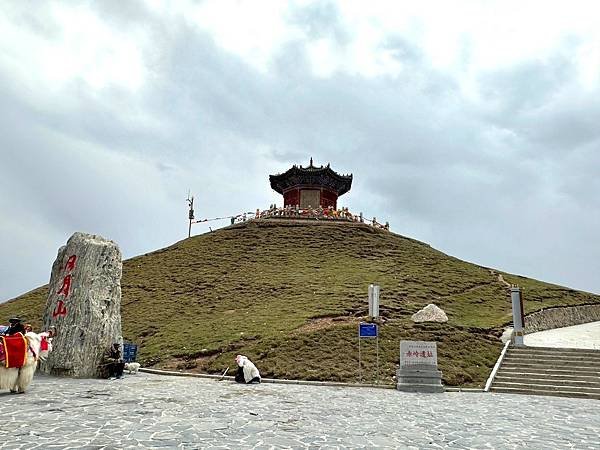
top-left (1, 0), bottom-right (599, 301)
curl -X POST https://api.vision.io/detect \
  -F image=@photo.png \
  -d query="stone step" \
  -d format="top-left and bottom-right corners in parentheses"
top-left (503, 354), bottom-right (600, 363)
top-left (509, 346), bottom-right (600, 354)
top-left (502, 357), bottom-right (600, 368)
top-left (498, 364), bottom-right (600, 372)
top-left (507, 354), bottom-right (600, 363)
top-left (496, 370), bottom-right (600, 380)
top-left (511, 347), bottom-right (600, 356)
top-left (490, 344), bottom-right (600, 400)
top-left (500, 363), bottom-right (600, 373)
top-left (490, 386), bottom-right (600, 400)
top-left (508, 346), bottom-right (600, 354)
top-left (497, 367), bottom-right (600, 378)
top-left (491, 381), bottom-right (600, 395)
top-left (494, 375), bottom-right (600, 388)
top-left (506, 351), bottom-right (600, 361)
top-left (511, 346), bottom-right (600, 355)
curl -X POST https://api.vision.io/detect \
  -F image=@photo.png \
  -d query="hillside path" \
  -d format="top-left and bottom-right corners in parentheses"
top-left (1, 373), bottom-right (599, 448)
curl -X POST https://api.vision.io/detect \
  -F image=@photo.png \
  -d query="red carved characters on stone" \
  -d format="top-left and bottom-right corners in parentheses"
top-left (52, 300), bottom-right (67, 319)
top-left (52, 254), bottom-right (77, 319)
top-left (65, 254), bottom-right (77, 271)
top-left (405, 350), bottom-right (434, 358)
top-left (57, 274), bottom-right (72, 296)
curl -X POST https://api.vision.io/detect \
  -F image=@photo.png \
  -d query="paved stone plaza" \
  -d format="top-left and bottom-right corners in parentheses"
top-left (1, 373), bottom-right (599, 449)
top-left (525, 321), bottom-right (600, 350)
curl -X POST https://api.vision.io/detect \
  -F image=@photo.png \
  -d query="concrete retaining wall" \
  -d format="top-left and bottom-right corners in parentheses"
top-left (525, 304), bottom-right (600, 334)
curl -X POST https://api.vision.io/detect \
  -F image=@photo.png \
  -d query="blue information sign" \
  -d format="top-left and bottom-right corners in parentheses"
top-left (123, 343), bottom-right (138, 363)
top-left (358, 322), bottom-right (378, 338)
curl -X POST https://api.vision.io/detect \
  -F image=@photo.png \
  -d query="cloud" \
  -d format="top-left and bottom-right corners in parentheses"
top-left (0, 0), bottom-right (599, 301)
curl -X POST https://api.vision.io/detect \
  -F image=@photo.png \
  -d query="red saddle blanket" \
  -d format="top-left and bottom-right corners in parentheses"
top-left (0, 333), bottom-right (27, 368)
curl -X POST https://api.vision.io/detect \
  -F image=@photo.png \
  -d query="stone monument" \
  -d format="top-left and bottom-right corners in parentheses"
top-left (396, 340), bottom-right (444, 393)
top-left (40, 232), bottom-right (122, 378)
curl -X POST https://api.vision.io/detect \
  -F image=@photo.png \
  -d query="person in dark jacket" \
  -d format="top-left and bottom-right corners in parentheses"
top-left (2, 317), bottom-right (25, 336)
top-left (103, 343), bottom-right (125, 379)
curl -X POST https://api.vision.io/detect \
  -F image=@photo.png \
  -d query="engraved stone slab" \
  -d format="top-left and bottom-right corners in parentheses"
top-left (397, 340), bottom-right (444, 393)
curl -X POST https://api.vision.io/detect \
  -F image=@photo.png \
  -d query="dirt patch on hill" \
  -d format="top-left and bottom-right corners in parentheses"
top-left (294, 316), bottom-right (356, 333)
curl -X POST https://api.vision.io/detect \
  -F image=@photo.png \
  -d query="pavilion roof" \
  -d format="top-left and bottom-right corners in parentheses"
top-left (269, 158), bottom-right (353, 195)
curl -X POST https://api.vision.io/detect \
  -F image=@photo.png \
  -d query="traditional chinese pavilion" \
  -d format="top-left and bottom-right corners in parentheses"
top-left (269, 159), bottom-right (352, 209)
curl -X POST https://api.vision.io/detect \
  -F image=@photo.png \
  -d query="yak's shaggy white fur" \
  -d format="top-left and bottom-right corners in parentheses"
top-left (0, 332), bottom-right (42, 394)
top-left (124, 362), bottom-right (140, 374)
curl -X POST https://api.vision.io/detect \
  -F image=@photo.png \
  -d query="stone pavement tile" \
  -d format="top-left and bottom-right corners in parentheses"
top-left (34, 445), bottom-right (69, 450)
top-left (3, 374), bottom-right (600, 448)
top-left (129, 431), bottom-right (154, 440)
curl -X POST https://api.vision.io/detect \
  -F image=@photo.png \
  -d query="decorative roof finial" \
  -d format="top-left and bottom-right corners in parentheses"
top-left (309, 157), bottom-right (313, 167)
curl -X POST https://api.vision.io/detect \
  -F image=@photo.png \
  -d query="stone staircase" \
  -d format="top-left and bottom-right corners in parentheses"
top-left (490, 346), bottom-right (600, 400)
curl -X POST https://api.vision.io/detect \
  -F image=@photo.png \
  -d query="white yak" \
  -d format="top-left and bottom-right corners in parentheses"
top-left (0, 332), bottom-right (44, 394)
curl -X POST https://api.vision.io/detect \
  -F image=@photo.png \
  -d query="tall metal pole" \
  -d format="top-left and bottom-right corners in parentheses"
top-left (187, 193), bottom-right (195, 238)
top-left (358, 333), bottom-right (362, 383)
top-left (376, 334), bottom-right (379, 385)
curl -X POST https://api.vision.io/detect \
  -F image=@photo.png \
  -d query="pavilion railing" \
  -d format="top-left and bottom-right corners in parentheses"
top-left (230, 206), bottom-right (390, 231)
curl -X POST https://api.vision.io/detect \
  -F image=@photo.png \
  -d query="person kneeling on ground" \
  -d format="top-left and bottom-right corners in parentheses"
top-left (103, 343), bottom-right (125, 380)
top-left (234, 355), bottom-right (261, 384)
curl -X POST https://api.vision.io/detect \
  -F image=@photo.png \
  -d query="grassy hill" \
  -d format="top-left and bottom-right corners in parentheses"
top-left (2, 220), bottom-right (599, 387)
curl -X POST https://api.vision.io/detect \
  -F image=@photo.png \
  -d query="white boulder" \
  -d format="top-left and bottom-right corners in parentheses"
top-left (411, 304), bottom-right (448, 323)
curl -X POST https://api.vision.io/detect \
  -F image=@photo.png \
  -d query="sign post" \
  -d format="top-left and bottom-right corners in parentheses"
top-left (358, 322), bottom-right (379, 384)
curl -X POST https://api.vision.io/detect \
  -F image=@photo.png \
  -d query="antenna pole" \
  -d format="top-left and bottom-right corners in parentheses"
top-left (186, 192), bottom-right (195, 238)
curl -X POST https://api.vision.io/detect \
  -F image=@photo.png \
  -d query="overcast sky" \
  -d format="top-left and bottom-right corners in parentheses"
top-left (1, 0), bottom-right (599, 302)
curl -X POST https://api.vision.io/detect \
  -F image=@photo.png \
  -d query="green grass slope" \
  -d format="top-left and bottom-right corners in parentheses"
top-left (2, 220), bottom-right (599, 387)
